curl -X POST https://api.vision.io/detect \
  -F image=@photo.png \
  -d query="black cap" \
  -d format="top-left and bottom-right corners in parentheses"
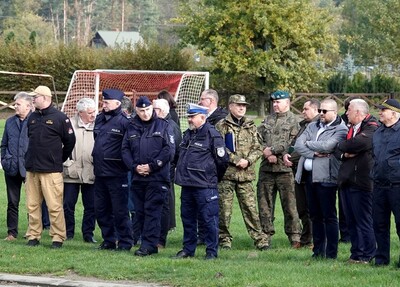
top-left (136, 96), bottom-right (152, 108)
top-left (102, 89), bottom-right (124, 101)
top-left (375, 99), bottom-right (400, 113)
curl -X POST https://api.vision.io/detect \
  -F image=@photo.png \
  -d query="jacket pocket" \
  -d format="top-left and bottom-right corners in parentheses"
top-left (63, 159), bottom-right (79, 179)
top-left (1, 154), bottom-right (16, 176)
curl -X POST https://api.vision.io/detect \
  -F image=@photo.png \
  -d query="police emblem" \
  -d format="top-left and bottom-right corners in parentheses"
top-left (217, 147), bottom-right (226, 157)
top-left (169, 135), bottom-right (175, 144)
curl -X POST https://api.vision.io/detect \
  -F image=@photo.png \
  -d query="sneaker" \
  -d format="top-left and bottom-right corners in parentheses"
top-left (4, 234), bottom-right (17, 241)
top-left (27, 239), bottom-right (40, 247)
top-left (51, 241), bottom-right (63, 249)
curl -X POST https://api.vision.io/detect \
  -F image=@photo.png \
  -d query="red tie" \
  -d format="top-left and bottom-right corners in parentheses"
top-left (346, 126), bottom-right (353, 140)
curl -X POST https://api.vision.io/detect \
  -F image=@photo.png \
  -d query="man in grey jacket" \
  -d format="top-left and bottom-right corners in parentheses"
top-left (294, 98), bottom-right (347, 259)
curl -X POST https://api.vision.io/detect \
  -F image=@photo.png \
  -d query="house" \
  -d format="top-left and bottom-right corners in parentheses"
top-left (89, 31), bottom-right (143, 48)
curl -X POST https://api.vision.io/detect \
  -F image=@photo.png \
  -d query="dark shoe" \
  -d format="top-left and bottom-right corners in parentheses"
top-left (97, 242), bottom-right (116, 250)
top-left (134, 248), bottom-right (157, 257)
top-left (83, 237), bottom-right (97, 243)
top-left (66, 237), bottom-right (74, 241)
top-left (205, 253), bottom-right (217, 260)
top-left (256, 244), bottom-right (270, 251)
top-left (51, 241), bottom-right (63, 249)
top-left (27, 239), bottom-right (40, 247)
top-left (172, 250), bottom-right (193, 259)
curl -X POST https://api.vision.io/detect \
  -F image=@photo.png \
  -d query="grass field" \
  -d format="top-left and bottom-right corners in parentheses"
top-left (0, 119), bottom-right (399, 287)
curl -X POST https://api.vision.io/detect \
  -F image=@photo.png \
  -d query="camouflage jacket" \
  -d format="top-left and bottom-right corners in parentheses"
top-left (215, 113), bottom-right (262, 182)
top-left (258, 110), bottom-right (299, 173)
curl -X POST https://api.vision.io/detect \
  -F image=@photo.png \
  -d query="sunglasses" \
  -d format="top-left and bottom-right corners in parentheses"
top-left (318, 109), bottom-right (335, 114)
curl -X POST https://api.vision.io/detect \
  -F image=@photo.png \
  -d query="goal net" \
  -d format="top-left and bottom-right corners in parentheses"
top-left (61, 69), bottom-right (209, 128)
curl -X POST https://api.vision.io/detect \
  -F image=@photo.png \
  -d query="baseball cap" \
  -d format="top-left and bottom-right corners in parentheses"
top-left (28, 86), bottom-right (52, 98)
top-left (375, 99), bottom-right (400, 113)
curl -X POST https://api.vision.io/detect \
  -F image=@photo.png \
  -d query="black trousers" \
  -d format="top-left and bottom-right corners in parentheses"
top-left (5, 173), bottom-right (24, 237)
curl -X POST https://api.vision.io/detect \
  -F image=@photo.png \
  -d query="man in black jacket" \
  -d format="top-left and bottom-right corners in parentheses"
top-left (337, 99), bottom-right (379, 264)
top-left (25, 86), bottom-right (76, 248)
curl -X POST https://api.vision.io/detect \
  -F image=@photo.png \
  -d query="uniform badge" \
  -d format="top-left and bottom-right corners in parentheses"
top-left (68, 128), bottom-right (73, 134)
top-left (169, 135), bottom-right (175, 144)
top-left (157, 160), bottom-right (163, 166)
top-left (46, 120), bottom-right (54, 125)
top-left (217, 147), bottom-right (226, 157)
top-left (65, 119), bottom-right (70, 123)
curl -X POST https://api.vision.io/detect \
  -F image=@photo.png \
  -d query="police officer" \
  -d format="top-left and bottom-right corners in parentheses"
top-left (92, 89), bottom-right (133, 251)
top-left (215, 94), bottom-right (269, 250)
top-left (174, 104), bottom-right (228, 260)
top-left (257, 90), bottom-right (302, 248)
top-left (25, 85), bottom-right (76, 248)
top-left (122, 96), bottom-right (175, 256)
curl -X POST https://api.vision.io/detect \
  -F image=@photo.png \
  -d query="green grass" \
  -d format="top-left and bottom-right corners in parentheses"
top-left (0, 119), bottom-right (400, 287)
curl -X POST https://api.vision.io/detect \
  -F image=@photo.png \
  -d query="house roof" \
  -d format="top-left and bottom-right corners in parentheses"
top-left (95, 30), bottom-right (143, 48)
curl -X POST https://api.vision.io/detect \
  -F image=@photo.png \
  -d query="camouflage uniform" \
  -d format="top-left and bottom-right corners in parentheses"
top-left (257, 110), bottom-right (301, 244)
top-left (215, 113), bottom-right (269, 249)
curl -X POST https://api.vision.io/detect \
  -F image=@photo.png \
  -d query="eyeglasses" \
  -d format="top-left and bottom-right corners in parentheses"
top-left (200, 97), bottom-right (212, 101)
top-left (318, 109), bottom-right (335, 114)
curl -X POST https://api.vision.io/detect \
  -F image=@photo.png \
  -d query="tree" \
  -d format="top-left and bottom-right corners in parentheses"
top-left (340, 0), bottom-right (400, 67)
top-left (177, 0), bottom-right (338, 115)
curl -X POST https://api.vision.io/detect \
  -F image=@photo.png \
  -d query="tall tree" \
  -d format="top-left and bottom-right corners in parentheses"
top-left (340, 0), bottom-right (400, 67)
top-left (177, 0), bottom-right (338, 114)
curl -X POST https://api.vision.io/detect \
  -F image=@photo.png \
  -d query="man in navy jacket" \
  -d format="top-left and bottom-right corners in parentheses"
top-left (174, 104), bottom-right (228, 260)
top-left (92, 89), bottom-right (133, 251)
top-left (122, 96), bottom-right (175, 256)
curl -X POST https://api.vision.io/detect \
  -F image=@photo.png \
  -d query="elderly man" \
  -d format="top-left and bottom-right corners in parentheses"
top-left (372, 99), bottom-right (400, 267)
top-left (284, 99), bottom-right (320, 248)
top-left (63, 98), bottom-right (97, 243)
top-left (1, 92), bottom-right (33, 240)
top-left (25, 86), bottom-right (76, 248)
top-left (294, 98), bottom-right (347, 259)
top-left (336, 99), bottom-right (378, 264)
top-left (257, 90), bottom-right (301, 248)
top-left (215, 94), bottom-right (269, 250)
top-left (152, 99), bottom-right (182, 248)
top-left (174, 104), bottom-right (228, 260)
top-left (122, 96), bottom-right (175, 256)
top-left (92, 89), bottom-right (133, 251)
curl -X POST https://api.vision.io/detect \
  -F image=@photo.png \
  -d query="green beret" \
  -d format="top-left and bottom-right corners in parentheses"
top-left (270, 90), bottom-right (290, 100)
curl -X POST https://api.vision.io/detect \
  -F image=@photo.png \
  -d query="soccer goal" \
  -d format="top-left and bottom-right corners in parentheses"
top-left (61, 69), bottom-right (209, 127)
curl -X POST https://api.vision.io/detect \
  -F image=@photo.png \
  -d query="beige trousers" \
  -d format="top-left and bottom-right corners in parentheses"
top-left (25, 172), bottom-right (66, 242)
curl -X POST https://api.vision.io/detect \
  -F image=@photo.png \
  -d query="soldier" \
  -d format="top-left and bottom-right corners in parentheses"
top-left (257, 90), bottom-right (302, 248)
top-left (215, 95), bottom-right (269, 250)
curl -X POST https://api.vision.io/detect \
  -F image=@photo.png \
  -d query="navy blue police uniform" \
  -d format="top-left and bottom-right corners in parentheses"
top-left (175, 104), bottom-right (228, 259)
top-left (122, 96), bottom-right (175, 256)
top-left (92, 89), bottom-right (133, 250)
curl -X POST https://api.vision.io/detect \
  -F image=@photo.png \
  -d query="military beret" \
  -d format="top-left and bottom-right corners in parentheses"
top-left (102, 89), bottom-right (124, 101)
top-left (136, 96), bottom-right (152, 108)
top-left (375, 99), bottom-right (400, 113)
top-left (186, 103), bottom-right (208, 116)
top-left (270, 90), bottom-right (290, 100)
top-left (229, 94), bottom-right (249, 105)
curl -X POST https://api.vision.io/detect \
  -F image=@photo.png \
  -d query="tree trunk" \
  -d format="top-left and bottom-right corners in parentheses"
top-left (63, 0), bottom-right (67, 44)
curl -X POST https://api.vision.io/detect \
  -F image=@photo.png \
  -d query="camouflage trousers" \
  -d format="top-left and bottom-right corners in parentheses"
top-left (218, 180), bottom-right (269, 248)
top-left (257, 171), bottom-right (301, 244)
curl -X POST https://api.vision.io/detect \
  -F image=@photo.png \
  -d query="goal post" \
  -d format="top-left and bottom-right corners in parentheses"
top-left (61, 69), bottom-right (209, 128)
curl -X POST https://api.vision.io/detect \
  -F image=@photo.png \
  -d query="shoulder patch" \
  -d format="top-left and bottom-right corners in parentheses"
top-left (217, 147), bottom-right (226, 157)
